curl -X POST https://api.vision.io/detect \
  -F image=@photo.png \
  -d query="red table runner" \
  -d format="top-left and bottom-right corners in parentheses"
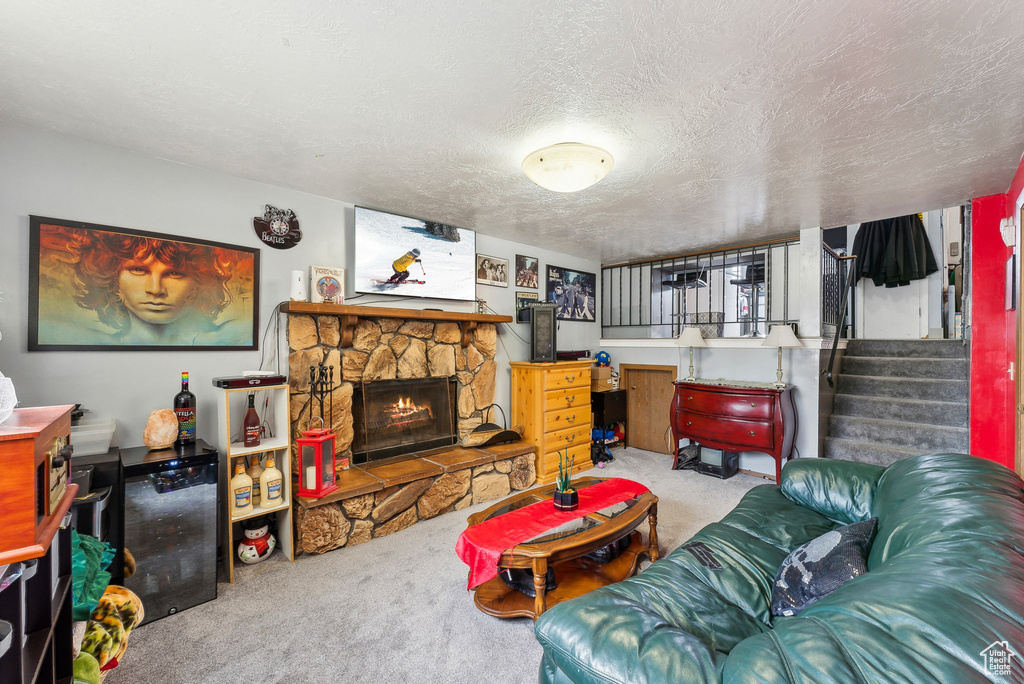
top-left (455, 478), bottom-right (650, 589)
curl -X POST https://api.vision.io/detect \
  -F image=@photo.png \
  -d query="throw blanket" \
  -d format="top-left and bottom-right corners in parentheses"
top-left (456, 478), bottom-right (650, 589)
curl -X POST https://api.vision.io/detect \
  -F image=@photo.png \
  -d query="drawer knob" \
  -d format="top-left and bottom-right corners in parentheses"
top-left (750, 402), bottom-right (757, 408)
top-left (749, 430), bottom-right (756, 436)
top-left (566, 434), bottom-right (575, 442)
top-left (565, 374), bottom-right (576, 382)
top-left (686, 421), bottom-right (693, 426)
top-left (566, 415), bottom-right (576, 423)
top-left (687, 396), bottom-right (693, 401)
top-left (566, 394), bottom-right (575, 403)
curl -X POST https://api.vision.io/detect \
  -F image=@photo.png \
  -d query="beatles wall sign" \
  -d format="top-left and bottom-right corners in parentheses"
top-left (253, 204), bottom-right (302, 249)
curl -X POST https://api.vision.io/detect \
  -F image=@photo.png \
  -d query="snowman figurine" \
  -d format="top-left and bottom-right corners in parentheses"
top-left (237, 516), bottom-right (277, 564)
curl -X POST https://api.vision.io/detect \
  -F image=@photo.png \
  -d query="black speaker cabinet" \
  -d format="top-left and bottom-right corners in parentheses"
top-left (529, 304), bottom-right (557, 363)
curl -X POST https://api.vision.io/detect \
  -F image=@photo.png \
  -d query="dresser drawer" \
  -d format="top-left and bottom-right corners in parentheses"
top-left (538, 443), bottom-right (591, 481)
top-left (545, 406), bottom-right (590, 433)
top-left (544, 387), bottom-right (588, 412)
top-left (545, 366), bottom-right (591, 390)
top-left (678, 389), bottom-right (774, 420)
top-left (678, 410), bottom-right (774, 450)
top-left (545, 424), bottom-right (590, 451)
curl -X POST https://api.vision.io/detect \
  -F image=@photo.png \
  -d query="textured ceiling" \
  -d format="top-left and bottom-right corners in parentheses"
top-left (2, 1), bottom-right (1023, 262)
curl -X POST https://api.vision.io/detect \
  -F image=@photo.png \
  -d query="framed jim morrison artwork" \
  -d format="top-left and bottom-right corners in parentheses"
top-left (29, 216), bottom-right (260, 351)
top-left (545, 264), bottom-right (597, 321)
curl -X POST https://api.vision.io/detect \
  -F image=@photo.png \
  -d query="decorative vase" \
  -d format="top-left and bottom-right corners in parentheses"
top-left (553, 489), bottom-right (579, 511)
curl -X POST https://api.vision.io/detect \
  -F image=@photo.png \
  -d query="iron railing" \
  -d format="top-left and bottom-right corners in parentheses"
top-left (823, 245), bottom-right (858, 388)
top-left (601, 238), bottom-right (800, 339)
top-left (821, 243), bottom-right (857, 340)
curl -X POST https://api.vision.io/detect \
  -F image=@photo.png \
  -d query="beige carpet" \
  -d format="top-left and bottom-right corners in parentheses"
top-left (111, 448), bottom-right (765, 684)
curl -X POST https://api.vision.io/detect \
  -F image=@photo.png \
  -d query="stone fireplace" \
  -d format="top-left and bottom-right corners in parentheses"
top-left (284, 304), bottom-right (536, 555)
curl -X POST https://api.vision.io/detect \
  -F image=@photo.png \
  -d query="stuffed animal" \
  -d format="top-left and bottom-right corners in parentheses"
top-left (80, 586), bottom-right (144, 672)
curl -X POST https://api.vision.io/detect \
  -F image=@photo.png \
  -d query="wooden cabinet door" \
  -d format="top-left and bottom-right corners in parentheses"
top-left (622, 365), bottom-right (676, 454)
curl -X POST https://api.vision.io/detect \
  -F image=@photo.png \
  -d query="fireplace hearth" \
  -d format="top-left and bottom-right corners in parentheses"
top-left (351, 377), bottom-right (458, 465)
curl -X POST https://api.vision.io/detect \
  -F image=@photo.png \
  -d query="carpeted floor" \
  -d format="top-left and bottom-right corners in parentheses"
top-left (111, 448), bottom-right (765, 684)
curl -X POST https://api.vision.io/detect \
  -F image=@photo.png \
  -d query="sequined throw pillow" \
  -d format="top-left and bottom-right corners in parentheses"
top-left (770, 518), bottom-right (878, 617)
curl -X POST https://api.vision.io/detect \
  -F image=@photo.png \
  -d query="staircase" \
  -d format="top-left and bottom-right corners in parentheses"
top-left (824, 339), bottom-right (969, 466)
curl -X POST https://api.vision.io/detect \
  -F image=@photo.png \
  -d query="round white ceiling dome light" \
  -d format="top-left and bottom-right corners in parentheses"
top-left (522, 142), bottom-right (614, 193)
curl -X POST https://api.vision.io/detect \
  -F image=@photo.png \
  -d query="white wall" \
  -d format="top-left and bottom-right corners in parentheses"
top-left (598, 340), bottom-right (827, 476)
top-left (0, 123), bottom-right (600, 447)
top-left (847, 217), bottom-right (945, 340)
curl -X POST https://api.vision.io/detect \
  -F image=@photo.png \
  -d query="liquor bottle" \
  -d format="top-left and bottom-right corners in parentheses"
top-left (230, 459), bottom-right (253, 517)
top-left (261, 454), bottom-right (284, 507)
top-left (174, 371), bottom-right (197, 446)
top-left (242, 393), bottom-right (262, 447)
top-left (246, 453), bottom-right (265, 507)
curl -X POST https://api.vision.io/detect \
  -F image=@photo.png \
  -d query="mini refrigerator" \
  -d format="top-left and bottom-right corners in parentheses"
top-left (120, 441), bottom-right (219, 625)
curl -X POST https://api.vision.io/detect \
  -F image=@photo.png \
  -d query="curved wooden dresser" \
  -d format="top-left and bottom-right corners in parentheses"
top-left (670, 381), bottom-right (795, 483)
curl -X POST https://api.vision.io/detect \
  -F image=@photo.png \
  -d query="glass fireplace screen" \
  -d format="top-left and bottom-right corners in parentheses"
top-left (351, 377), bottom-right (458, 464)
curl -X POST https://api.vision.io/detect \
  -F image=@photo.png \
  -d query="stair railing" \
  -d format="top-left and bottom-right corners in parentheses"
top-left (823, 247), bottom-right (858, 389)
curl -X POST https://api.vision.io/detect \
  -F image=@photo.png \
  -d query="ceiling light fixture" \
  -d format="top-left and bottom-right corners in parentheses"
top-left (522, 142), bottom-right (614, 193)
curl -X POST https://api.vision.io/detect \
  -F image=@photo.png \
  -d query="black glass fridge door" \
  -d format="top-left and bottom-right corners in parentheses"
top-left (124, 463), bottom-right (217, 624)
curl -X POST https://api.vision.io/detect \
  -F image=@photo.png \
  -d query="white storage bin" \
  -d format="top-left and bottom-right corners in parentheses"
top-left (71, 418), bottom-right (116, 456)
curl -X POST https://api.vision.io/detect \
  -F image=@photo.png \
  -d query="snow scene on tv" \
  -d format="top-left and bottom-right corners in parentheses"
top-left (354, 207), bottom-right (477, 301)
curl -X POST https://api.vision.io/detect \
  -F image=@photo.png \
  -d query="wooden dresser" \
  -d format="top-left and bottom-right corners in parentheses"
top-left (670, 381), bottom-right (795, 483)
top-left (510, 360), bottom-right (594, 485)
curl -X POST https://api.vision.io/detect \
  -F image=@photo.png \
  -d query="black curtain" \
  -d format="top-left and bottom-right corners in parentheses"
top-left (851, 214), bottom-right (938, 287)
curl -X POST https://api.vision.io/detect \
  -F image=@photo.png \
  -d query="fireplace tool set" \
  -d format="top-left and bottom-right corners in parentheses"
top-left (307, 362), bottom-right (336, 429)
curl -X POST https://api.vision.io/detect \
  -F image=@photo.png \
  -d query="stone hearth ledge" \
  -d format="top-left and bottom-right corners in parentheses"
top-left (294, 443), bottom-right (536, 555)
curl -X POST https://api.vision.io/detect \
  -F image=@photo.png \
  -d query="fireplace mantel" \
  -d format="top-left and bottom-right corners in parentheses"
top-left (281, 301), bottom-right (512, 348)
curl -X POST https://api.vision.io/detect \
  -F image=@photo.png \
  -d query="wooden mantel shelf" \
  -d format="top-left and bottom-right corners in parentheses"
top-left (280, 301), bottom-right (512, 348)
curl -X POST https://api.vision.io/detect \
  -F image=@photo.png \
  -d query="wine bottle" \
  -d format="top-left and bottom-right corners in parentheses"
top-left (243, 393), bottom-right (262, 447)
top-left (174, 371), bottom-right (197, 446)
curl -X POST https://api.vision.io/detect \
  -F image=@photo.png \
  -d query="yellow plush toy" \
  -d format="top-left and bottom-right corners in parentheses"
top-left (80, 586), bottom-right (144, 672)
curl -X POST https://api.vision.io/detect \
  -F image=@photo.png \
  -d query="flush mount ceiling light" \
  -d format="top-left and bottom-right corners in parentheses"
top-left (522, 142), bottom-right (614, 193)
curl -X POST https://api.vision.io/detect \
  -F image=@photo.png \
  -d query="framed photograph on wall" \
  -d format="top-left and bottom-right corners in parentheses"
top-left (29, 216), bottom-right (260, 351)
top-left (545, 264), bottom-right (596, 321)
top-left (515, 254), bottom-right (539, 288)
top-left (476, 254), bottom-right (509, 287)
top-left (516, 291), bottom-right (538, 322)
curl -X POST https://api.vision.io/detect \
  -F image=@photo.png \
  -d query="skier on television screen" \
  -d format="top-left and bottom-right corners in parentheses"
top-left (387, 248), bottom-right (422, 284)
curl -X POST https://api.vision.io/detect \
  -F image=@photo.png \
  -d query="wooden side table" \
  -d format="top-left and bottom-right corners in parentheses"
top-left (670, 380), bottom-right (796, 483)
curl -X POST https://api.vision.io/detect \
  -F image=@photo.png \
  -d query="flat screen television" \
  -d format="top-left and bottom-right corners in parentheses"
top-left (354, 206), bottom-right (477, 301)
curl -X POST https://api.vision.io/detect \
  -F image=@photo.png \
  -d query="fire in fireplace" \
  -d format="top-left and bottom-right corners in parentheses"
top-left (351, 377), bottom-right (458, 465)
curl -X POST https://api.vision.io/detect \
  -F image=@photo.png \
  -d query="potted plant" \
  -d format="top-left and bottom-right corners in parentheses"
top-left (553, 448), bottom-right (578, 511)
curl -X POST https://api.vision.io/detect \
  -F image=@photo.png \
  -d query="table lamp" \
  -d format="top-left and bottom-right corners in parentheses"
top-left (677, 327), bottom-right (707, 382)
top-left (762, 324), bottom-right (802, 388)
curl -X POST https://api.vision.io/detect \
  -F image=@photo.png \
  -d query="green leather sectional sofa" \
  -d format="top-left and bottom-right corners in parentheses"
top-left (535, 453), bottom-right (1024, 682)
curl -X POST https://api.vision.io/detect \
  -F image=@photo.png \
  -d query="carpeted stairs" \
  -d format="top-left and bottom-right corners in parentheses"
top-left (824, 339), bottom-right (969, 466)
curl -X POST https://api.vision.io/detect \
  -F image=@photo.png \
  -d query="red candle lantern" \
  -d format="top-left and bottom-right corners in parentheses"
top-left (296, 420), bottom-right (338, 498)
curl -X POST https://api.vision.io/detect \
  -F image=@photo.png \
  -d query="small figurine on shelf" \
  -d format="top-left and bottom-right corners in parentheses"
top-left (237, 516), bottom-right (277, 564)
top-left (553, 448), bottom-right (578, 511)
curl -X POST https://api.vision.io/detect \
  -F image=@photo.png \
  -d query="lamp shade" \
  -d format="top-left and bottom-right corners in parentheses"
top-left (762, 325), bottom-right (802, 348)
top-left (677, 327), bottom-right (707, 347)
top-left (522, 143), bottom-right (614, 193)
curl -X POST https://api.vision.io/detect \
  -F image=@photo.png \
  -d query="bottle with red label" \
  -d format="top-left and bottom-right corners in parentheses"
top-left (243, 393), bottom-right (262, 447)
top-left (174, 371), bottom-right (196, 446)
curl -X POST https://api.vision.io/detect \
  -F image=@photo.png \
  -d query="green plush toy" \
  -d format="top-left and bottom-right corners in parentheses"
top-left (73, 652), bottom-right (101, 684)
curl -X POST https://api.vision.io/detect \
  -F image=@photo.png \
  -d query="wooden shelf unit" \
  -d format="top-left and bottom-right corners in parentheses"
top-left (0, 486), bottom-right (76, 684)
top-left (279, 301), bottom-right (511, 348)
top-left (215, 383), bottom-right (294, 583)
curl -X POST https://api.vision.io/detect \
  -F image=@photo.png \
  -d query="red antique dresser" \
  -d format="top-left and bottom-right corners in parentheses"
top-left (670, 381), bottom-right (795, 483)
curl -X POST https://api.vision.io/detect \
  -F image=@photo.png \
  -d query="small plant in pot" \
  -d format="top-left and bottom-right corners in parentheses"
top-left (553, 448), bottom-right (578, 511)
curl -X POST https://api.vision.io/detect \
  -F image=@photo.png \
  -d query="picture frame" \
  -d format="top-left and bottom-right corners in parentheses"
top-left (310, 265), bottom-right (345, 304)
top-left (515, 254), bottom-right (539, 288)
top-left (545, 264), bottom-right (597, 321)
top-left (516, 291), bottom-right (539, 322)
top-left (29, 216), bottom-right (260, 351)
top-left (476, 254), bottom-right (509, 287)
